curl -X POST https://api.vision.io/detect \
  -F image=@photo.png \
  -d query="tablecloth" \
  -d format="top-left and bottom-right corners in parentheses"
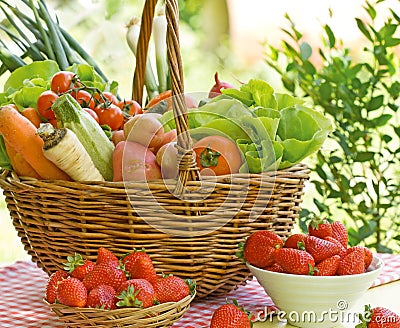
top-left (0, 253), bottom-right (399, 328)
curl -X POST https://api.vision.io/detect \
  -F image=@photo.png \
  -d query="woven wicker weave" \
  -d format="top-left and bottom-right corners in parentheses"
top-left (44, 293), bottom-right (195, 327)
top-left (0, 0), bottom-right (310, 299)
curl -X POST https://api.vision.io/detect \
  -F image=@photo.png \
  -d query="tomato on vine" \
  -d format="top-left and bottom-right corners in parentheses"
top-left (118, 99), bottom-right (143, 116)
top-left (37, 90), bottom-right (59, 120)
top-left (95, 103), bottom-right (124, 131)
top-left (72, 90), bottom-right (95, 110)
top-left (94, 91), bottom-right (118, 106)
top-left (50, 71), bottom-right (75, 94)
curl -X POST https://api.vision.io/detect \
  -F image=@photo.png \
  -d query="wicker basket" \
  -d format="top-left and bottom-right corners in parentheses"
top-left (44, 293), bottom-right (195, 327)
top-left (0, 0), bottom-right (310, 298)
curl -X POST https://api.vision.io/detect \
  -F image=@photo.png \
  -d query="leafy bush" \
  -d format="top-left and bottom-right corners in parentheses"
top-left (265, 0), bottom-right (400, 252)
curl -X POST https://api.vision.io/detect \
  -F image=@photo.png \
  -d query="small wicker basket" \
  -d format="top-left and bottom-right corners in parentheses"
top-left (44, 293), bottom-right (195, 327)
top-left (0, 0), bottom-right (310, 299)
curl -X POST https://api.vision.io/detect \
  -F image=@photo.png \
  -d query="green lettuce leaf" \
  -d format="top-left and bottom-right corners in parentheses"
top-left (3, 60), bottom-right (59, 94)
top-left (277, 105), bottom-right (333, 168)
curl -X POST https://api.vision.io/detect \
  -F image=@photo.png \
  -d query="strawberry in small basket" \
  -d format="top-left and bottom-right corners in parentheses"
top-left (44, 247), bottom-right (195, 310)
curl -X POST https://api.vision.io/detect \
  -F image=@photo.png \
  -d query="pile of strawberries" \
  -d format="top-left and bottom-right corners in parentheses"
top-left (240, 218), bottom-right (374, 276)
top-left (45, 247), bottom-right (195, 309)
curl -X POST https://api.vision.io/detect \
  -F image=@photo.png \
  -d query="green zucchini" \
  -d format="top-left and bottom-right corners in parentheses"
top-left (52, 93), bottom-right (114, 181)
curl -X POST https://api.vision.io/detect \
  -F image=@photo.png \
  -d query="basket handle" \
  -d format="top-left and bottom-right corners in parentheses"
top-left (132, 0), bottom-right (199, 195)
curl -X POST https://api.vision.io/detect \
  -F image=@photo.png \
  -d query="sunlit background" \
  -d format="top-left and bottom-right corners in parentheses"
top-left (1, 0), bottom-right (399, 265)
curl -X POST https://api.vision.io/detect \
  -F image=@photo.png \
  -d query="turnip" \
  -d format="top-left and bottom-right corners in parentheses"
top-left (123, 113), bottom-right (165, 149)
top-left (112, 141), bottom-right (161, 182)
top-left (156, 141), bottom-right (178, 179)
top-left (208, 72), bottom-right (236, 98)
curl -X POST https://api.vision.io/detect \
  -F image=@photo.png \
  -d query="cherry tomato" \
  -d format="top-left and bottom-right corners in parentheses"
top-left (72, 90), bottom-right (95, 109)
top-left (83, 107), bottom-right (99, 123)
top-left (50, 71), bottom-right (75, 94)
top-left (48, 118), bottom-right (58, 128)
top-left (193, 135), bottom-right (242, 176)
top-left (118, 99), bottom-right (143, 116)
top-left (37, 90), bottom-right (59, 120)
top-left (95, 103), bottom-right (124, 131)
top-left (94, 91), bottom-right (118, 106)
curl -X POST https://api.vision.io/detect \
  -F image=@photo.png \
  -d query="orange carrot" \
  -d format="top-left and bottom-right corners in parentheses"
top-left (146, 90), bottom-right (172, 109)
top-left (21, 107), bottom-right (42, 128)
top-left (4, 140), bottom-right (42, 179)
top-left (0, 105), bottom-right (71, 180)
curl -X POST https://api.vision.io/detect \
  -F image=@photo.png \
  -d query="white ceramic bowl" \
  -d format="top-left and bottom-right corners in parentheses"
top-left (247, 255), bottom-right (384, 328)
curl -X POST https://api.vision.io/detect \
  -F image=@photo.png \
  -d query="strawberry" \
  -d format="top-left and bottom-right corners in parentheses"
top-left (304, 235), bottom-right (340, 263)
top-left (274, 248), bottom-right (315, 275)
top-left (153, 275), bottom-right (195, 303)
top-left (87, 284), bottom-right (117, 310)
top-left (96, 247), bottom-right (119, 266)
top-left (331, 221), bottom-right (349, 248)
top-left (263, 263), bottom-right (285, 273)
top-left (346, 246), bottom-right (373, 269)
top-left (56, 277), bottom-right (87, 307)
top-left (210, 300), bottom-right (252, 328)
top-left (45, 270), bottom-right (69, 303)
top-left (83, 262), bottom-right (127, 292)
top-left (64, 253), bottom-right (95, 281)
top-left (240, 230), bottom-right (283, 268)
top-left (122, 249), bottom-right (157, 284)
top-left (324, 236), bottom-right (347, 258)
top-left (284, 233), bottom-right (307, 249)
top-left (116, 279), bottom-right (155, 308)
top-left (308, 217), bottom-right (332, 239)
top-left (337, 247), bottom-right (365, 275)
top-left (356, 305), bottom-right (400, 327)
top-left (313, 255), bottom-right (340, 276)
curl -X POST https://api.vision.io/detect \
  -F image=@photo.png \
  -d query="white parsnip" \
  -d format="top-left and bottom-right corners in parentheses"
top-left (36, 123), bottom-right (104, 182)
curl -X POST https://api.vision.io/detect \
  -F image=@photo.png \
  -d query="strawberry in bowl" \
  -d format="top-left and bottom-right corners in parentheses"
top-left (239, 219), bottom-right (384, 328)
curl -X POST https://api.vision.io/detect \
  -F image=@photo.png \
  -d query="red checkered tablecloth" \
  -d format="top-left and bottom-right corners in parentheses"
top-left (0, 253), bottom-right (399, 328)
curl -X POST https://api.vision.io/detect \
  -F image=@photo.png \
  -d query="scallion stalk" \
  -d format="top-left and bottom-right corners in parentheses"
top-left (126, 17), bottom-right (159, 100)
top-left (152, 6), bottom-right (168, 93)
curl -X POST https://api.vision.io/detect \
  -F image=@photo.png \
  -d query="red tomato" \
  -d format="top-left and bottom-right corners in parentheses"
top-left (48, 118), bottom-right (58, 128)
top-left (72, 90), bottom-right (95, 109)
top-left (95, 103), bottom-right (124, 131)
top-left (118, 99), bottom-right (143, 116)
top-left (94, 91), bottom-right (118, 106)
top-left (37, 90), bottom-right (59, 120)
top-left (83, 108), bottom-right (99, 123)
top-left (50, 71), bottom-right (75, 94)
top-left (193, 136), bottom-right (242, 176)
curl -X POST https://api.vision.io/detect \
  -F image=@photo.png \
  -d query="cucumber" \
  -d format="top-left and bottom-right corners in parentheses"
top-left (52, 93), bottom-right (114, 181)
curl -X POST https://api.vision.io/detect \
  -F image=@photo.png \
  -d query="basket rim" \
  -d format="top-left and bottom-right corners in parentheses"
top-left (43, 291), bottom-right (195, 314)
top-left (0, 163), bottom-right (310, 188)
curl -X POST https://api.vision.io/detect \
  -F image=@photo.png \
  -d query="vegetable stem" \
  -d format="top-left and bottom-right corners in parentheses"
top-left (28, 0), bottom-right (56, 61)
top-left (126, 17), bottom-right (159, 101)
top-left (37, 0), bottom-right (69, 69)
top-left (153, 6), bottom-right (168, 93)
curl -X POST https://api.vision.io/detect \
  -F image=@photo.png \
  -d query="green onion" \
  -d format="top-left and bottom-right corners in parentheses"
top-left (152, 6), bottom-right (168, 93)
top-left (126, 17), bottom-right (159, 100)
top-left (0, 0), bottom-right (109, 82)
